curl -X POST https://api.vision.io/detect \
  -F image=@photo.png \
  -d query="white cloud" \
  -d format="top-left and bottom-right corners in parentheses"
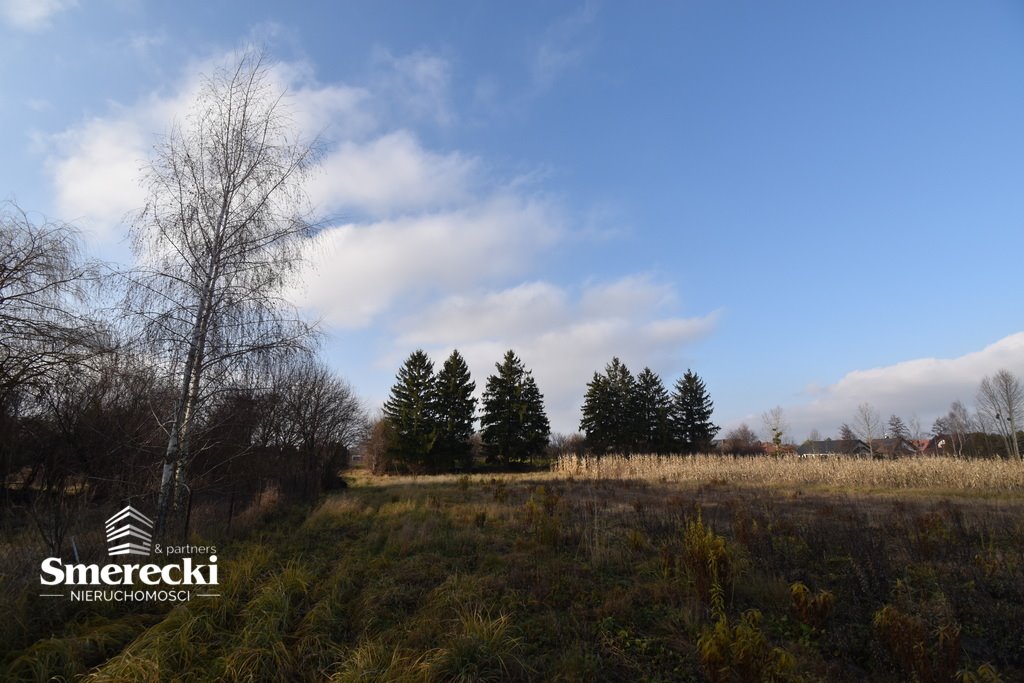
top-left (580, 275), bottom-right (675, 318)
top-left (0, 0), bottom-right (74, 31)
top-left (48, 114), bottom-right (149, 237)
top-left (307, 130), bottom-right (477, 217)
top-left (267, 63), bottom-right (373, 139)
top-left (390, 277), bottom-right (718, 433)
top-left (732, 332), bottom-right (1024, 440)
top-left (44, 71), bottom-right (204, 239)
top-left (396, 281), bottom-right (569, 346)
top-left (532, 2), bottom-right (597, 89)
top-left (372, 49), bottom-right (454, 125)
top-left (44, 52), bottom-right (373, 241)
top-left (296, 194), bottom-right (563, 328)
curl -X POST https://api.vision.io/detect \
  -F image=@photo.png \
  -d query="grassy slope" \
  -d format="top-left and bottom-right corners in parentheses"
top-left (4, 461), bottom-right (1024, 681)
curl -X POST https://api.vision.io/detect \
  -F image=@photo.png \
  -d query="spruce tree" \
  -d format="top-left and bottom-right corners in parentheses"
top-left (579, 357), bottom-right (639, 454)
top-left (887, 414), bottom-right (909, 440)
top-left (382, 350), bottom-right (437, 470)
top-left (480, 350), bottom-right (549, 465)
top-left (669, 369), bottom-right (719, 454)
top-left (434, 349), bottom-right (477, 469)
top-left (521, 372), bottom-right (551, 465)
top-left (634, 367), bottom-right (672, 454)
top-left (580, 371), bottom-right (612, 453)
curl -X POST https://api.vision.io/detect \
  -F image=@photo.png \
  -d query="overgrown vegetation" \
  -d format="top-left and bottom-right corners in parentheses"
top-left (5, 458), bottom-right (1022, 681)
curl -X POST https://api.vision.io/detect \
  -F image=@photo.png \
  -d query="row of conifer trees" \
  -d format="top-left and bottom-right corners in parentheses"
top-left (380, 350), bottom-right (719, 471)
top-left (580, 358), bottom-right (719, 455)
top-left (380, 349), bottom-right (549, 471)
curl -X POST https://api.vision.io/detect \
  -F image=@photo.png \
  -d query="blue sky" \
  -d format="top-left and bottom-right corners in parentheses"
top-left (3, 0), bottom-right (1023, 438)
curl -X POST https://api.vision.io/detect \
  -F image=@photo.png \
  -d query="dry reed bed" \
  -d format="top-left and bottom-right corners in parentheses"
top-left (550, 454), bottom-right (1024, 493)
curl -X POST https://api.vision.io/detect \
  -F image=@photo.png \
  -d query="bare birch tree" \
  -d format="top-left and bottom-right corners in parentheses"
top-left (977, 369), bottom-right (1022, 460)
top-left (127, 50), bottom-right (319, 534)
top-left (853, 402), bottom-right (881, 458)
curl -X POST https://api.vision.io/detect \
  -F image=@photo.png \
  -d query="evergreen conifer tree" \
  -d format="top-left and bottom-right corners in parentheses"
top-left (887, 414), bottom-right (909, 440)
top-left (580, 371), bottom-right (612, 453)
top-left (521, 372), bottom-right (551, 465)
top-left (382, 350), bottom-right (437, 470)
top-left (669, 369), bottom-right (719, 453)
top-left (433, 349), bottom-right (477, 469)
top-left (579, 357), bottom-right (639, 454)
top-left (634, 367), bottom-right (672, 454)
top-left (480, 350), bottom-right (550, 465)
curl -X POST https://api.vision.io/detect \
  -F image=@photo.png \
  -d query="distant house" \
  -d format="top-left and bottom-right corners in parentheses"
top-left (868, 437), bottom-right (919, 458)
top-left (756, 441), bottom-right (798, 456)
top-left (797, 438), bottom-right (870, 456)
top-left (923, 432), bottom-right (1004, 458)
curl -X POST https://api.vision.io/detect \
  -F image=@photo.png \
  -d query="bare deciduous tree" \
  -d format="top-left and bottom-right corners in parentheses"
top-left (275, 358), bottom-right (369, 455)
top-left (0, 202), bottom-right (102, 412)
top-left (722, 423), bottom-right (759, 454)
top-left (0, 202), bottom-right (108, 504)
top-left (761, 406), bottom-right (788, 455)
top-left (127, 50), bottom-right (320, 534)
top-left (977, 369), bottom-right (1022, 460)
top-left (853, 402), bottom-right (881, 458)
top-left (907, 413), bottom-right (923, 441)
top-left (947, 400), bottom-right (972, 457)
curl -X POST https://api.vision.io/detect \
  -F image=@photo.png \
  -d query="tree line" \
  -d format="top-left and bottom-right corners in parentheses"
top-left (579, 358), bottom-right (719, 455)
top-left (373, 349), bottom-right (550, 472)
top-left (720, 369), bottom-right (1024, 459)
top-left (373, 352), bottom-right (723, 471)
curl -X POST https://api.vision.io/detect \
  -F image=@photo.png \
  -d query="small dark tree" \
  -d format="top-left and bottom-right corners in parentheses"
top-left (480, 350), bottom-right (549, 466)
top-left (634, 367), bottom-right (672, 454)
top-left (382, 350), bottom-right (437, 471)
top-left (669, 369), bottom-right (719, 454)
top-left (433, 349), bottom-right (477, 469)
top-left (839, 423), bottom-right (856, 441)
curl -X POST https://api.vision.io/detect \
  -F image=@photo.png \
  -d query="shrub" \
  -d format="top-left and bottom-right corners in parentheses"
top-left (697, 609), bottom-right (799, 683)
top-left (790, 582), bottom-right (834, 630)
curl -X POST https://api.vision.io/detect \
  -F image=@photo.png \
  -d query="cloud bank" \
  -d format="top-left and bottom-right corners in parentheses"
top-left (729, 332), bottom-right (1024, 441)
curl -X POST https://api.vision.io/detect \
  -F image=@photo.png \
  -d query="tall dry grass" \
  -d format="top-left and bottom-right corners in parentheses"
top-left (551, 454), bottom-right (1024, 494)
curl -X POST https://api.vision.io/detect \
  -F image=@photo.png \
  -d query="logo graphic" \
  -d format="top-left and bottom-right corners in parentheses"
top-left (105, 505), bottom-right (154, 556)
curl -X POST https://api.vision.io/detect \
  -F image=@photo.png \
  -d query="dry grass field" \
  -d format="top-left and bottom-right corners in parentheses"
top-left (3, 455), bottom-right (1023, 681)
top-left (551, 454), bottom-right (1024, 494)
